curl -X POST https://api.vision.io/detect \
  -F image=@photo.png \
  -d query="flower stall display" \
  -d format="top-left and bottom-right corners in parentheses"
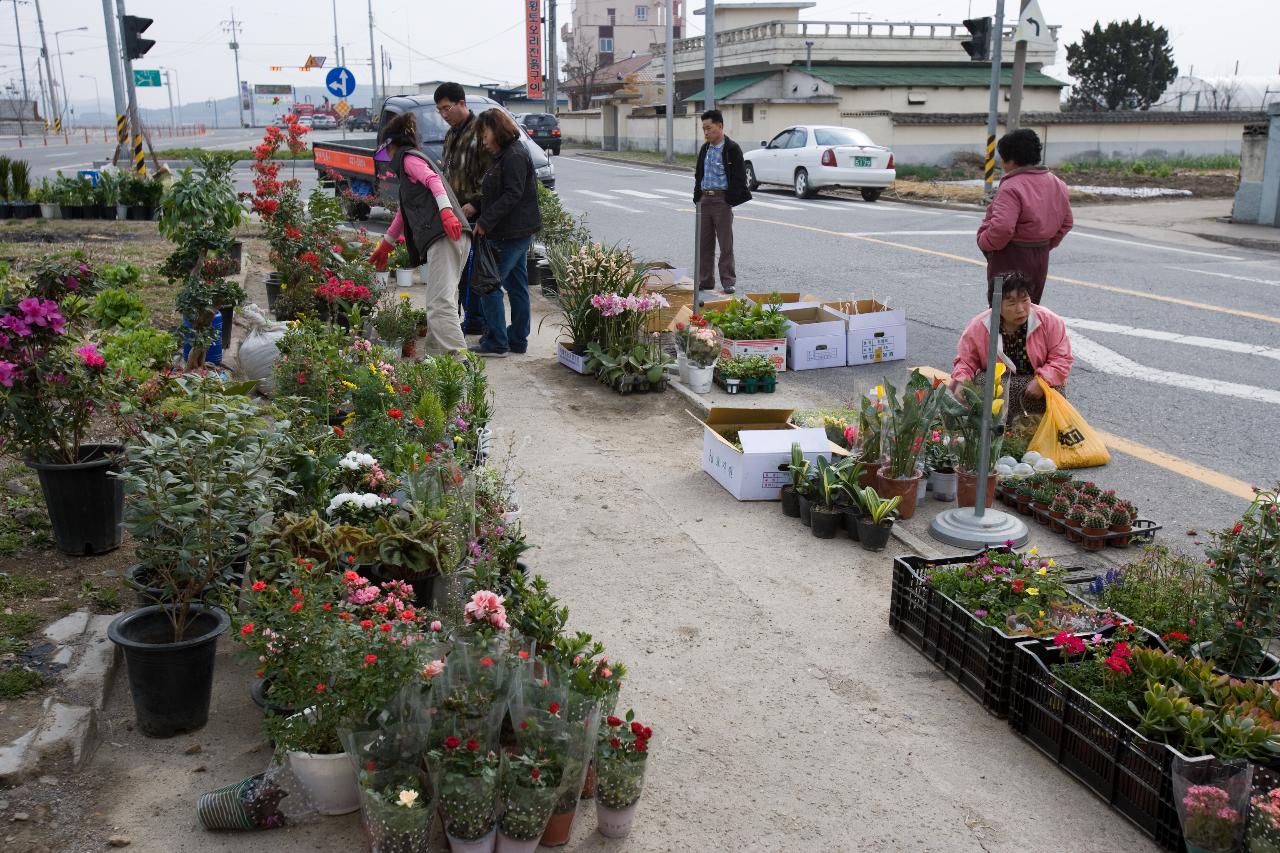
top-left (994, 469), bottom-right (1153, 550)
top-left (583, 291), bottom-right (673, 394)
top-left (673, 314), bottom-right (720, 393)
top-left (595, 710), bottom-right (652, 838)
top-left (701, 294), bottom-right (789, 372)
top-left (545, 241), bottom-right (648, 373)
top-left (876, 373), bottom-right (943, 519)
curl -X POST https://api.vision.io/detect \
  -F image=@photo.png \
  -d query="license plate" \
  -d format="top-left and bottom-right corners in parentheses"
top-left (854, 156), bottom-right (872, 168)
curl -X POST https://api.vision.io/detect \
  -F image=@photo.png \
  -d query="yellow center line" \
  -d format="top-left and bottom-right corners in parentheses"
top-left (733, 214), bottom-right (1280, 326)
top-left (1093, 430), bottom-right (1257, 502)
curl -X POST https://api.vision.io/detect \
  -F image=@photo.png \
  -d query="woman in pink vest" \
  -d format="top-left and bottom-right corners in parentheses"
top-left (977, 129), bottom-right (1073, 305)
top-left (951, 272), bottom-right (1073, 417)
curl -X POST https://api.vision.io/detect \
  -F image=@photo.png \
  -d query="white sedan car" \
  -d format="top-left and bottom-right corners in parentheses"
top-left (744, 125), bottom-right (896, 201)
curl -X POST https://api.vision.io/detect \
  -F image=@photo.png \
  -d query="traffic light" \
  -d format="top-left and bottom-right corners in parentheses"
top-left (961, 17), bottom-right (991, 62)
top-left (122, 15), bottom-right (154, 60)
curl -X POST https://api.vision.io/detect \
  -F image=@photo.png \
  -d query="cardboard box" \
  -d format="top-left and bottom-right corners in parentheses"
top-left (721, 338), bottom-right (787, 372)
top-left (696, 407), bottom-right (834, 500)
top-left (664, 299), bottom-right (735, 333)
top-left (557, 341), bottom-right (591, 375)
top-left (744, 291), bottom-right (821, 307)
top-left (822, 299), bottom-right (907, 366)
top-left (781, 306), bottom-right (848, 371)
top-left (641, 263), bottom-right (691, 288)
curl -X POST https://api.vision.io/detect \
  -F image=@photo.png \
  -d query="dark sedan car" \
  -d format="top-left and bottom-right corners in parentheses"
top-left (518, 112), bottom-right (561, 155)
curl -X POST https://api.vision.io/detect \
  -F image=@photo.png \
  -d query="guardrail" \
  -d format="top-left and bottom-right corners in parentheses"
top-left (653, 19), bottom-right (1061, 56)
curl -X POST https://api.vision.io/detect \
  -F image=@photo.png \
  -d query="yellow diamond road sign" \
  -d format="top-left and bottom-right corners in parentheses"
top-left (334, 99), bottom-right (351, 119)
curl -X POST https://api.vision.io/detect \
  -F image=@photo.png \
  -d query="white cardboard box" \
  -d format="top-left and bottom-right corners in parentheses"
top-left (781, 306), bottom-right (849, 371)
top-left (557, 342), bottom-right (591, 375)
top-left (823, 299), bottom-right (907, 365)
top-left (697, 407), bottom-right (835, 500)
top-left (720, 338), bottom-right (788, 372)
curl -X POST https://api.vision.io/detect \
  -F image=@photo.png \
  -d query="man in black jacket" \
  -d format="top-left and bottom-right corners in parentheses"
top-left (693, 109), bottom-right (751, 293)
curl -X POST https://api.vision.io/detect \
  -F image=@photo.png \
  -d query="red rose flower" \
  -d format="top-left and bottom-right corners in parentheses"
top-left (466, 739), bottom-right (479, 752)
top-left (360, 620), bottom-right (373, 630)
top-left (609, 737), bottom-right (621, 749)
top-left (400, 610), bottom-right (416, 621)
top-left (444, 736), bottom-right (460, 750)
top-left (290, 600), bottom-right (303, 613)
top-left (480, 657), bottom-right (494, 667)
top-left (635, 738), bottom-right (648, 753)
top-left (321, 603), bottom-right (332, 611)
top-left (315, 683), bottom-right (326, 693)
top-left (363, 654), bottom-right (378, 666)
top-left (630, 721), bottom-right (644, 736)
top-left (549, 703), bottom-right (561, 715)
top-left (251, 581), bottom-right (267, 592)
top-left (606, 716), bottom-right (622, 727)
top-left (531, 767), bottom-right (541, 780)
top-left (387, 408), bottom-right (404, 420)
top-left (240, 623), bottom-right (254, 635)
top-left (1011, 579), bottom-right (1025, 593)
top-left (379, 623), bottom-right (392, 632)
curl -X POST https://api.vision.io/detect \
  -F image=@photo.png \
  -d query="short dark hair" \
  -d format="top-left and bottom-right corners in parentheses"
top-left (996, 128), bottom-right (1042, 167)
top-left (433, 82), bottom-right (466, 105)
top-left (475, 108), bottom-right (520, 148)
top-left (700, 109), bottom-right (724, 125)
top-left (988, 271), bottom-right (1034, 307)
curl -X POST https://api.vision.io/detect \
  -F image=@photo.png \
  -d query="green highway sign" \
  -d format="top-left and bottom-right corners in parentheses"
top-left (133, 69), bottom-right (161, 87)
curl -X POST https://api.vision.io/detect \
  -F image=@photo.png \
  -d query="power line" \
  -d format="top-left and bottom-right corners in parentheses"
top-left (373, 26), bottom-right (500, 82)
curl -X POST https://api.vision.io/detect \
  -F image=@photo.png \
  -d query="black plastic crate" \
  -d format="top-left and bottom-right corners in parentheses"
top-left (889, 550), bottom-right (1120, 719)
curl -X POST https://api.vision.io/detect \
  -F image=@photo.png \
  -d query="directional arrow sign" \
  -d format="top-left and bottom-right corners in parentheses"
top-left (1013, 0), bottom-right (1054, 47)
top-left (325, 66), bottom-right (356, 98)
top-left (133, 69), bottom-right (161, 87)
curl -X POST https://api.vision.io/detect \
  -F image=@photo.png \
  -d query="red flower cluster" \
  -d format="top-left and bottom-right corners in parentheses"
top-left (315, 277), bottom-right (373, 304)
top-left (1163, 630), bottom-right (1190, 643)
top-left (1052, 632), bottom-right (1086, 656)
top-left (1011, 579), bottom-right (1026, 593)
top-left (444, 736), bottom-right (461, 750)
top-left (1104, 641), bottom-right (1132, 675)
top-left (387, 408), bottom-right (404, 420)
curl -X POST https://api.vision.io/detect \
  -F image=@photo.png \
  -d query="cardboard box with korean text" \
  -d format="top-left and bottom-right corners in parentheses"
top-left (695, 407), bottom-right (836, 500)
top-left (781, 305), bottom-right (848, 371)
top-left (557, 341), bottom-right (591, 375)
top-left (744, 291), bottom-right (822, 312)
top-left (823, 299), bottom-right (907, 366)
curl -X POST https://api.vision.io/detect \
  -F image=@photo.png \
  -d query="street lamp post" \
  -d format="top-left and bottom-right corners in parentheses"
top-left (159, 66), bottom-right (183, 126)
top-left (54, 25), bottom-right (88, 129)
top-left (79, 74), bottom-right (101, 126)
top-left (206, 97), bottom-right (219, 129)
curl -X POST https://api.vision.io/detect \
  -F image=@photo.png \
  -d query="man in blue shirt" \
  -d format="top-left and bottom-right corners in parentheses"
top-left (693, 109), bottom-right (751, 293)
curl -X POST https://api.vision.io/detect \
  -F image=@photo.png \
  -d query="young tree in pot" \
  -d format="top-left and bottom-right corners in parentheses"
top-left (176, 257), bottom-right (245, 368)
top-left (108, 395), bottom-right (283, 737)
top-left (855, 486), bottom-right (901, 552)
top-left (809, 457), bottom-right (844, 539)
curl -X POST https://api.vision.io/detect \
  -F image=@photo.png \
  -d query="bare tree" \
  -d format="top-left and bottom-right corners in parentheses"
top-left (1202, 78), bottom-right (1242, 111)
top-left (564, 38), bottom-right (603, 111)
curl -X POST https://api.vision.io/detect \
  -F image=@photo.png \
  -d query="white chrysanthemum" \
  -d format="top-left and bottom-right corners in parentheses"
top-left (337, 451), bottom-right (377, 471)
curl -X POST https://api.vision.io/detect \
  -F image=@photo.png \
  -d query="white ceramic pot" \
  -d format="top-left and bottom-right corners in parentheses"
top-left (374, 270), bottom-right (390, 287)
top-left (686, 364), bottom-right (714, 395)
top-left (39, 202), bottom-right (60, 219)
top-left (596, 800), bottom-right (639, 839)
top-left (724, 378), bottom-right (741, 395)
top-left (495, 831), bottom-right (539, 853)
top-left (930, 470), bottom-right (958, 502)
top-left (395, 268), bottom-right (415, 288)
top-left (447, 828), bottom-right (496, 853)
top-left (287, 750), bottom-right (360, 815)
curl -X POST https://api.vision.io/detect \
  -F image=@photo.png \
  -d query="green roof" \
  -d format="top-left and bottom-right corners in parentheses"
top-left (804, 64), bottom-right (1067, 88)
top-left (685, 72), bottom-right (773, 103)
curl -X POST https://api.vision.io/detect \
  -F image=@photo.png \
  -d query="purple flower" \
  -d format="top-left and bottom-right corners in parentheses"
top-left (974, 609), bottom-right (988, 618)
top-left (0, 314), bottom-right (31, 338)
top-left (0, 359), bottom-right (18, 388)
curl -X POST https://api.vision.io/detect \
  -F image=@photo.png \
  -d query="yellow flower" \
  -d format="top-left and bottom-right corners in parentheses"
top-left (995, 362), bottom-right (1006, 381)
top-left (453, 435), bottom-right (463, 443)
top-left (1025, 587), bottom-right (1039, 596)
top-left (368, 364), bottom-right (378, 376)
top-left (992, 398), bottom-right (1005, 417)
top-left (1047, 558), bottom-right (1056, 568)
top-left (1028, 546), bottom-right (1038, 556)
top-left (399, 292), bottom-right (411, 301)
top-left (343, 412), bottom-right (356, 425)
top-left (1036, 567), bottom-right (1048, 576)
top-left (1039, 610), bottom-right (1045, 618)
top-left (384, 384), bottom-right (395, 394)
top-left (341, 381), bottom-right (357, 390)
top-left (875, 384), bottom-right (884, 399)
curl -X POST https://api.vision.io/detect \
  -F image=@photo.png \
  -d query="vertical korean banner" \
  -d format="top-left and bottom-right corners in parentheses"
top-left (525, 0), bottom-right (544, 99)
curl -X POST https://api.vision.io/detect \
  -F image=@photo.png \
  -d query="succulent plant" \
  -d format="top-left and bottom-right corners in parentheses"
top-left (1109, 505), bottom-right (1132, 527)
top-left (1032, 487), bottom-right (1056, 505)
top-left (1067, 504), bottom-right (1089, 524)
top-left (1080, 481), bottom-right (1102, 498)
top-left (1049, 494), bottom-right (1072, 513)
top-left (1083, 511), bottom-right (1109, 530)
top-left (1097, 489), bottom-right (1119, 507)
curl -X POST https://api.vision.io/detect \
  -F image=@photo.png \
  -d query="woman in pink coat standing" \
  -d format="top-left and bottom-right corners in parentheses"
top-left (977, 129), bottom-right (1073, 305)
top-left (951, 272), bottom-right (1073, 417)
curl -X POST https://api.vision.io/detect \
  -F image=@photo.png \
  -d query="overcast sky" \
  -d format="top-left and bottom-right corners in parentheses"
top-left (5, 0), bottom-right (1279, 113)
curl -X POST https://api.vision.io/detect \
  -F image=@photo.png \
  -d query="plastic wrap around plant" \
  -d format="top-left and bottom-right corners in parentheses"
top-left (498, 750), bottom-right (561, 842)
top-left (196, 760), bottom-right (321, 831)
top-left (426, 733), bottom-right (499, 843)
top-left (430, 636), bottom-right (510, 751)
top-left (1248, 786), bottom-right (1280, 853)
top-left (1172, 754), bottom-right (1252, 853)
top-left (358, 765), bottom-right (438, 853)
top-left (595, 710), bottom-right (652, 811)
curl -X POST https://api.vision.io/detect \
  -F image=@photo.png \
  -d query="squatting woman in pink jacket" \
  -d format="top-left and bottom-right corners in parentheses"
top-left (976, 129), bottom-right (1073, 305)
top-left (951, 272), bottom-right (1073, 417)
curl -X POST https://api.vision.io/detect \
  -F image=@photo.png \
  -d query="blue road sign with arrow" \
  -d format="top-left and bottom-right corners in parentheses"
top-left (325, 66), bottom-right (356, 98)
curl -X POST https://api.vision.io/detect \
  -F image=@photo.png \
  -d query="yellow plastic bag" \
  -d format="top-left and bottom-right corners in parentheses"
top-left (1027, 377), bottom-right (1110, 469)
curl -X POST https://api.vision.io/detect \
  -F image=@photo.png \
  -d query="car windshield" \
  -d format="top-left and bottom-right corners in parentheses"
top-left (813, 127), bottom-right (874, 147)
top-left (525, 115), bottom-right (556, 127)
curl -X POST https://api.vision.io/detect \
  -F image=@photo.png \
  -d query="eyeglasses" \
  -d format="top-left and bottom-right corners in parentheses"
top-left (436, 102), bottom-right (456, 115)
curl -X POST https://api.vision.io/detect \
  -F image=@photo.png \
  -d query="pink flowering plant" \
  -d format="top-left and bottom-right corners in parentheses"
top-left (1179, 784), bottom-right (1245, 851)
top-left (0, 282), bottom-right (121, 464)
top-left (589, 290), bottom-right (669, 351)
top-left (673, 314), bottom-right (722, 368)
top-left (1248, 787), bottom-right (1280, 853)
top-left (878, 372), bottom-right (943, 480)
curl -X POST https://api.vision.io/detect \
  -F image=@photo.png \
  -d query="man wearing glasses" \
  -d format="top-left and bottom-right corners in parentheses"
top-left (434, 82), bottom-right (492, 335)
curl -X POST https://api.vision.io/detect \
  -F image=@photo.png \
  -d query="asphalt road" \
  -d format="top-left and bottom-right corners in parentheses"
top-left (549, 153), bottom-right (1280, 538)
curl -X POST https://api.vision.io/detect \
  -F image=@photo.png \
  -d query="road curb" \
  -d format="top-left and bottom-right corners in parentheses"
top-left (571, 151), bottom-right (694, 173)
top-left (1182, 230), bottom-right (1280, 254)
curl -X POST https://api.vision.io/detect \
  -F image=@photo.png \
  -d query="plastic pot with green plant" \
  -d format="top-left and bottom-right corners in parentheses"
top-left (855, 486), bottom-right (900, 551)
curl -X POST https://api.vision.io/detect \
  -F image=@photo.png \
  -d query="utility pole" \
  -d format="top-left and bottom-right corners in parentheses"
top-left (222, 10), bottom-right (244, 128)
top-left (547, 0), bottom-right (558, 114)
top-left (100, 0), bottom-right (128, 160)
top-left (366, 0), bottom-right (378, 116)
top-left (693, 0), bottom-right (714, 316)
top-left (55, 27), bottom-right (88, 130)
top-left (331, 0), bottom-right (340, 66)
top-left (32, 0), bottom-right (58, 131)
top-left (1006, 0), bottom-right (1030, 131)
top-left (983, 0), bottom-right (1006, 200)
top-left (117, 1), bottom-right (155, 173)
top-left (162, 69), bottom-right (174, 128)
top-left (9, 0), bottom-right (31, 135)
top-left (664, 0), bottom-right (673, 163)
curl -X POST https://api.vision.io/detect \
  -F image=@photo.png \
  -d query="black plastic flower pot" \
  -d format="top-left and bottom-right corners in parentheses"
top-left (26, 443), bottom-right (124, 556)
top-left (359, 563), bottom-right (438, 611)
top-left (810, 507), bottom-right (841, 539)
top-left (780, 485), bottom-right (800, 518)
top-left (857, 518), bottom-right (893, 551)
top-left (265, 276), bottom-right (281, 311)
top-left (219, 305), bottom-right (235, 350)
top-left (842, 506), bottom-right (863, 541)
top-left (797, 493), bottom-right (813, 526)
top-left (98, 204), bottom-right (118, 220)
top-left (250, 677), bottom-right (297, 718)
top-left (108, 604), bottom-right (230, 738)
top-left (0, 204), bottom-right (12, 220)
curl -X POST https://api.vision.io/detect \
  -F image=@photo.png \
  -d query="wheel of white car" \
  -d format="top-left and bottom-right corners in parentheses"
top-left (861, 188), bottom-right (883, 203)
top-left (745, 162), bottom-right (759, 191)
top-left (794, 168), bottom-right (813, 199)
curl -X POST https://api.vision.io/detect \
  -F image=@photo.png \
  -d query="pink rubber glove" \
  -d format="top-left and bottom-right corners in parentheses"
top-left (440, 208), bottom-right (462, 241)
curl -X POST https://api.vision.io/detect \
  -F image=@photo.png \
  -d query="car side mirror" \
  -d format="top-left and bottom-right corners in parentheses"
top-left (761, 141), bottom-right (769, 148)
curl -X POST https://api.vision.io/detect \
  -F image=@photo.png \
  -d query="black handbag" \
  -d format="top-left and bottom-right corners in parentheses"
top-left (470, 237), bottom-right (502, 296)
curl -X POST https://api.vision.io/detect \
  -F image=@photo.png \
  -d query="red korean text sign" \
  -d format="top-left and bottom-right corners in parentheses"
top-left (525, 0), bottom-right (543, 99)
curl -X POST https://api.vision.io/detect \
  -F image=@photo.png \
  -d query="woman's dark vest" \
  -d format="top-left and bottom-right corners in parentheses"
top-left (391, 147), bottom-right (470, 267)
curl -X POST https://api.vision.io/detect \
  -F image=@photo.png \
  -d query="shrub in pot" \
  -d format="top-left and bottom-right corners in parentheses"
top-left (109, 395), bottom-right (281, 737)
top-left (595, 710), bottom-right (652, 839)
top-left (855, 486), bottom-right (900, 551)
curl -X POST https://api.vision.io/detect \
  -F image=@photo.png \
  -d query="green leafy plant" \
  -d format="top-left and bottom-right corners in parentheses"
top-left (89, 287), bottom-right (149, 330)
top-left (373, 293), bottom-right (419, 347)
top-left (857, 486), bottom-right (900, 525)
top-left (8, 160), bottom-right (31, 202)
top-left (811, 456), bottom-right (843, 511)
top-left (1204, 485), bottom-right (1280, 678)
top-left (99, 327), bottom-right (176, 380)
top-left (879, 373), bottom-right (943, 480)
top-left (701, 294), bottom-right (788, 341)
top-left (787, 442), bottom-right (812, 492)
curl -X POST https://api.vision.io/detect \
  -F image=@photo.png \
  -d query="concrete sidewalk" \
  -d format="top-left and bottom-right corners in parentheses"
top-left (1072, 197), bottom-right (1280, 253)
top-left (65, 291), bottom-right (1157, 852)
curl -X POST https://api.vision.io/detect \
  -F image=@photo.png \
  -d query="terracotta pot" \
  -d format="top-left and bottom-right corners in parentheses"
top-left (581, 761), bottom-right (597, 799)
top-left (956, 471), bottom-right (996, 508)
top-left (1049, 510), bottom-right (1066, 533)
top-left (540, 810), bottom-right (576, 847)
top-left (1016, 496), bottom-right (1034, 516)
top-left (876, 471), bottom-right (921, 520)
top-left (857, 462), bottom-right (880, 489)
top-left (1082, 526), bottom-right (1109, 551)
top-left (1109, 524), bottom-right (1132, 547)
top-left (401, 339), bottom-right (416, 358)
top-left (1064, 524), bottom-right (1082, 543)
top-left (1033, 502), bottom-right (1050, 524)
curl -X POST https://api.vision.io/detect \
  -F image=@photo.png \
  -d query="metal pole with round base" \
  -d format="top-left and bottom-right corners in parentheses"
top-left (930, 273), bottom-right (1028, 549)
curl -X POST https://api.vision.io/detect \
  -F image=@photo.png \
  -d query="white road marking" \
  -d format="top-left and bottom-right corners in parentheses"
top-left (746, 199), bottom-right (802, 210)
top-left (615, 189), bottom-right (665, 199)
top-left (575, 189), bottom-right (616, 200)
top-left (844, 230), bottom-right (975, 237)
top-left (1070, 331), bottom-right (1280, 405)
top-left (1067, 231), bottom-right (1242, 261)
top-left (594, 200), bottom-right (643, 213)
top-left (1167, 266), bottom-right (1280, 287)
top-left (652, 188), bottom-right (691, 197)
top-left (1064, 318), bottom-right (1280, 362)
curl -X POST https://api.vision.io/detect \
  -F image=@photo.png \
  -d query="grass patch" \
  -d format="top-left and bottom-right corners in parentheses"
top-left (80, 580), bottom-right (121, 614)
top-left (153, 147), bottom-right (313, 161)
top-left (893, 164), bottom-right (973, 181)
top-left (1057, 154), bottom-right (1239, 177)
top-left (0, 667), bottom-right (46, 699)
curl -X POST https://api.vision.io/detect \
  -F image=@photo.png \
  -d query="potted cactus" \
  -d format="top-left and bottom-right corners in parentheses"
top-left (1109, 501), bottom-right (1135, 547)
top-left (1081, 510), bottom-right (1110, 551)
top-left (1065, 504), bottom-right (1088, 543)
top-left (1048, 493), bottom-right (1071, 533)
top-left (1031, 486), bottom-right (1055, 519)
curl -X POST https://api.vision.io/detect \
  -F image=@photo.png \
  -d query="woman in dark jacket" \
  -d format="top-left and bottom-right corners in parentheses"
top-left (469, 109), bottom-right (542, 357)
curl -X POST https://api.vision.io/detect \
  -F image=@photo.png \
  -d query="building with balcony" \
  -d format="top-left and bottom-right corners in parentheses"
top-left (562, 1), bottom-right (685, 71)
